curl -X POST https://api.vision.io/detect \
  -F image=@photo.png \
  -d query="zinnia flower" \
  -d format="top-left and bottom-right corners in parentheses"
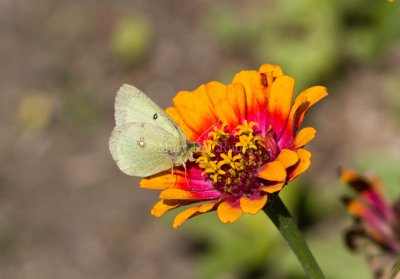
top-left (341, 169), bottom-right (400, 278)
top-left (341, 169), bottom-right (400, 254)
top-left (141, 64), bottom-right (328, 228)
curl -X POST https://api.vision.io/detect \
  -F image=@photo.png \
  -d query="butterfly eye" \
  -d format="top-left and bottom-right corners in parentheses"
top-left (153, 113), bottom-right (158, 120)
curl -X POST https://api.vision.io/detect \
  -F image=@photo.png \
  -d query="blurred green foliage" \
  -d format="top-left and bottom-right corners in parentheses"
top-left (62, 93), bottom-right (99, 133)
top-left (111, 15), bottom-right (152, 67)
top-left (275, 229), bottom-right (370, 279)
top-left (0, 226), bottom-right (16, 262)
top-left (206, 0), bottom-right (400, 87)
top-left (384, 71), bottom-right (400, 126)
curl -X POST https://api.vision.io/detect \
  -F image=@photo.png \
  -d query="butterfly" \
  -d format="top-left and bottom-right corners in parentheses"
top-left (109, 84), bottom-right (199, 177)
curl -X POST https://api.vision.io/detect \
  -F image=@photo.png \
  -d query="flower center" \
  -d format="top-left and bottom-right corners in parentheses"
top-left (196, 120), bottom-right (274, 196)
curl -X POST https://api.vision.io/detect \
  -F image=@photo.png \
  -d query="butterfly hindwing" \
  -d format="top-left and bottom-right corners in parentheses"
top-left (109, 122), bottom-right (185, 177)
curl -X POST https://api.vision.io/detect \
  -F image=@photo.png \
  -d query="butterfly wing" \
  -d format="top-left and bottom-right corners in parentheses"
top-left (109, 122), bottom-right (184, 177)
top-left (114, 84), bottom-right (186, 142)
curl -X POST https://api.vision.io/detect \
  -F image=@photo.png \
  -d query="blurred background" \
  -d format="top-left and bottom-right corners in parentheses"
top-left (1, 0), bottom-right (400, 278)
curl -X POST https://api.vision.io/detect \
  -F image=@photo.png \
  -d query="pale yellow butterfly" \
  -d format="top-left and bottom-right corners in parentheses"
top-left (109, 84), bottom-right (199, 177)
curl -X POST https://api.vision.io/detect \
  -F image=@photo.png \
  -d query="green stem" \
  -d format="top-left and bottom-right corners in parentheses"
top-left (263, 195), bottom-right (325, 279)
top-left (390, 256), bottom-right (400, 279)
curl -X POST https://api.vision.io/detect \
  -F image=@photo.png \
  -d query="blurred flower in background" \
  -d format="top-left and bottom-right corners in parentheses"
top-left (341, 169), bottom-right (400, 278)
top-left (17, 92), bottom-right (54, 133)
top-left (140, 63), bottom-right (327, 228)
top-left (111, 15), bottom-right (152, 67)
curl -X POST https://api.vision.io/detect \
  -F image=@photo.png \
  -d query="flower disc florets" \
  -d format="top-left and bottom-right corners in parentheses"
top-left (197, 121), bottom-right (271, 196)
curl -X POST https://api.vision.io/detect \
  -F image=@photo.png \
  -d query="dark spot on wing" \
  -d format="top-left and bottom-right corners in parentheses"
top-left (153, 113), bottom-right (158, 120)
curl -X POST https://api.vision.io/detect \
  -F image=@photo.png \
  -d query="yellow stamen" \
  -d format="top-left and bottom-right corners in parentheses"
top-left (234, 120), bottom-right (258, 136)
top-left (236, 134), bottom-right (258, 153)
top-left (208, 124), bottom-right (229, 141)
top-left (219, 150), bottom-right (243, 170)
top-left (203, 161), bottom-right (226, 175)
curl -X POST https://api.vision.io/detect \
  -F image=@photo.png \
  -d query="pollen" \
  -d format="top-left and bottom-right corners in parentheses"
top-left (197, 121), bottom-right (271, 196)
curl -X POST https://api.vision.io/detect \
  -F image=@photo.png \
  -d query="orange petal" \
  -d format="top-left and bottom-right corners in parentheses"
top-left (283, 95), bottom-right (308, 133)
top-left (204, 81), bottom-right (227, 107)
top-left (166, 107), bottom-right (198, 141)
top-left (249, 74), bottom-right (266, 107)
top-left (294, 127), bottom-right (316, 148)
top-left (234, 70), bottom-right (268, 122)
top-left (240, 195), bottom-right (268, 214)
top-left (340, 169), bottom-right (383, 194)
top-left (260, 182), bottom-right (285, 193)
top-left (194, 83), bottom-right (219, 110)
top-left (227, 83), bottom-right (246, 122)
top-left (172, 206), bottom-right (201, 228)
top-left (268, 76), bottom-right (295, 136)
top-left (259, 64), bottom-right (283, 77)
top-left (217, 201), bottom-right (243, 223)
top-left (199, 201), bottom-right (218, 213)
top-left (173, 90), bottom-right (217, 136)
top-left (214, 99), bottom-right (239, 128)
top-left (346, 200), bottom-right (367, 218)
top-left (232, 70), bottom-right (258, 92)
top-left (280, 86), bottom-right (327, 147)
top-left (151, 200), bottom-right (180, 217)
top-left (140, 173), bottom-right (177, 190)
top-left (296, 86), bottom-right (328, 109)
top-left (288, 149), bottom-right (311, 181)
top-left (232, 70), bottom-right (258, 109)
top-left (257, 161), bottom-right (287, 181)
top-left (340, 169), bottom-right (364, 185)
top-left (276, 149), bottom-right (299, 169)
top-left (159, 188), bottom-right (221, 200)
top-left (293, 86), bottom-right (328, 129)
top-left (160, 189), bottom-right (194, 199)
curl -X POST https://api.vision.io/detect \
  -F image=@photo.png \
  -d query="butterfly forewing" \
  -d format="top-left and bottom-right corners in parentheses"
top-left (115, 84), bottom-right (186, 142)
top-left (109, 122), bottom-right (185, 177)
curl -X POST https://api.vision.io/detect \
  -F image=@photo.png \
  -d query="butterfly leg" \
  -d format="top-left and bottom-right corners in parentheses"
top-left (182, 162), bottom-right (192, 190)
top-left (188, 153), bottom-right (196, 162)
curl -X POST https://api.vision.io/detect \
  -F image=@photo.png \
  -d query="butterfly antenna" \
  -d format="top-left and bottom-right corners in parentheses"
top-left (195, 119), bottom-right (221, 143)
